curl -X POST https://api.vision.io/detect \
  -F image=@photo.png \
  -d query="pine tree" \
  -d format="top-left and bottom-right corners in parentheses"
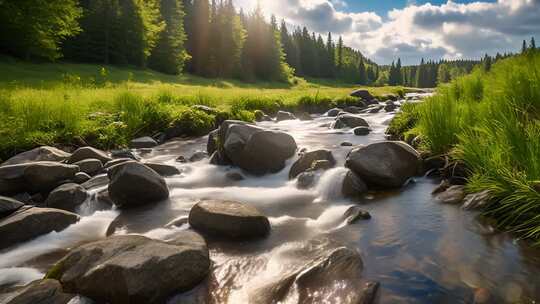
top-left (0, 0), bottom-right (82, 60)
top-left (149, 0), bottom-right (187, 74)
top-left (357, 57), bottom-right (367, 85)
top-left (531, 37), bottom-right (536, 49)
top-left (482, 54), bottom-right (492, 72)
top-left (337, 36), bottom-right (343, 73)
top-left (326, 32), bottom-right (335, 77)
top-left (191, 0), bottom-right (210, 75)
top-left (522, 39), bottom-right (528, 53)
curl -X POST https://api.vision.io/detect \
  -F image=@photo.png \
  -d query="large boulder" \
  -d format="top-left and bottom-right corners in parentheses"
top-left (130, 136), bottom-right (158, 149)
top-left (108, 162), bottom-right (169, 208)
top-left (342, 170), bottom-right (368, 198)
top-left (0, 196), bottom-right (24, 218)
top-left (73, 158), bottom-right (103, 176)
top-left (2, 146), bottom-right (71, 166)
top-left (345, 141), bottom-right (421, 188)
top-left (215, 120), bottom-right (297, 175)
top-left (4, 279), bottom-right (74, 304)
top-left (334, 114), bottom-right (369, 129)
top-left (189, 199), bottom-right (270, 239)
top-left (350, 89), bottom-right (374, 101)
top-left (289, 150), bottom-right (335, 179)
top-left (46, 234), bottom-right (210, 304)
top-left (23, 162), bottom-right (80, 193)
top-left (45, 183), bottom-right (88, 212)
top-left (435, 185), bottom-right (466, 204)
top-left (327, 108), bottom-right (342, 117)
top-left (276, 111), bottom-right (296, 121)
top-left (0, 207), bottom-right (79, 250)
top-left (67, 147), bottom-right (111, 164)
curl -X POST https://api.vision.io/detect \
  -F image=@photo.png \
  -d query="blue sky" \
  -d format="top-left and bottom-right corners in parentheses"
top-left (235, 0), bottom-right (540, 65)
top-left (342, 0), bottom-right (497, 16)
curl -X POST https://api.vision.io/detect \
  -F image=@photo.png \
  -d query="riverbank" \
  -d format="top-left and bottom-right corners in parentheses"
top-left (0, 58), bottom-right (409, 161)
top-left (387, 50), bottom-right (540, 245)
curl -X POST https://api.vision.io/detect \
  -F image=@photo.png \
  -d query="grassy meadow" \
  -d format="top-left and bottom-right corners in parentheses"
top-left (390, 50), bottom-right (540, 245)
top-left (0, 56), bottom-right (405, 160)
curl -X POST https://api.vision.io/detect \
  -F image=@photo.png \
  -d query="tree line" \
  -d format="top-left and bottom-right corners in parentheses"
top-left (0, 1), bottom-right (536, 86)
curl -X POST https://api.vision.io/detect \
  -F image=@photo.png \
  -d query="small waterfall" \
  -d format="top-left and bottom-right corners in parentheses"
top-left (314, 167), bottom-right (348, 202)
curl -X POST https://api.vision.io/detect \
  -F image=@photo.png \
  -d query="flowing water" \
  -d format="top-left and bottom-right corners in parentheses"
top-left (1, 95), bottom-right (540, 303)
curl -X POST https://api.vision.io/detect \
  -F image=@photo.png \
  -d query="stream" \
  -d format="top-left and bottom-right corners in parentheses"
top-left (1, 94), bottom-right (540, 303)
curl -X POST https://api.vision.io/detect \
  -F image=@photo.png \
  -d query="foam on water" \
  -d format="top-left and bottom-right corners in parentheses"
top-left (0, 267), bottom-right (43, 286)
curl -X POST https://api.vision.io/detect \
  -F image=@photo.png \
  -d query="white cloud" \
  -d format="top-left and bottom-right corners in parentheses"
top-left (234, 0), bottom-right (540, 65)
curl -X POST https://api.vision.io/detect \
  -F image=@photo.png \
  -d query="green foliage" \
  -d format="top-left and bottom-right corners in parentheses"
top-left (386, 102), bottom-right (420, 140)
top-left (412, 50), bottom-right (540, 244)
top-left (168, 108), bottom-right (214, 136)
top-left (0, 0), bottom-right (82, 60)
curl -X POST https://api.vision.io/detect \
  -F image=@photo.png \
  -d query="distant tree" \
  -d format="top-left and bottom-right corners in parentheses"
top-left (0, 0), bottom-right (82, 60)
top-left (149, 0), bottom-right (188, 74)
top-left (522, 39), bottom-right (528, 53)
top-left (191, 0), bottom-right (210, 75)
top-left (437, 63), bottom-right (451, 83)
top-left (482, 54), bottom-right (492, 72)
top-left (357, 57), bottom-right (367, 85)
top-left (531, 37), bottom-right (536, 50)
top-left (325, 32), bottom-right (335, 77)
top-left (337, 36), bottom-right (344, 73)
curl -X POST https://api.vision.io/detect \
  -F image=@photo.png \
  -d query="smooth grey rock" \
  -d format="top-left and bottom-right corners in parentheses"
top-left (276, 111), bottom-right (296, 121)
top-left (47, 235), bottom-right (210, 304)
top-left (108, 162), bottom-right (169, 208)
top-left (104, 158), bottom-right (133, 170)
top-left (73, 172), bottom-right (91, 184)
top-left (327, 108), bottom-right (342, 117)
top-left (436, 185), bottom-right (466, 204)
top-left (353, 126), bottom-right (371, 136)
top-left (342, 170), bottom-right (368, 198)
top-left (297, 171), bottom-right (316, 189)
top-left (0, 196), bottom-right (24, 218)
top-left (345, 141), bottom-right (421, 188)
top-left (45, 183), bottom-right (87, 212)
top-left (0, 207), bottom-right (79, 250)
top-left (343, 206), bottom-right (371, 224)
top-left (462, 190), bottom-right (491, 210)
top-left (23, 162), bottom-right (80, 193)
top-left (189, 151), bottom-right (208, 162)
top-left (334, 114), bottom-right (369, 129)
top-left (4, 279), bottom-right (74, 304)
top-left (2, 146), bottom-right (71, 166)
top-left (143, 162), bottom-right (181, 177)
top-left (130, 136), bottom-right (158, 149)
top-left (81, 174), bottom-right (109, 190)
top-left (189, 200), bottom-right (270, 239)
top-left (73, 159), bottom-right (103, 176)
top-left (350, 89), bottom-right (374, 100)
top-left (67, 147), bottom-right (111, 164)
top-left (289, 149), bottom-right (335, 179)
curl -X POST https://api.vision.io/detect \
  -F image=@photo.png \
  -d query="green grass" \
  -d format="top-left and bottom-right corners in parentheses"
top-left (398, 50), bottom-right (540, 245)
top-left (0, 56), bottom-right (405, 160)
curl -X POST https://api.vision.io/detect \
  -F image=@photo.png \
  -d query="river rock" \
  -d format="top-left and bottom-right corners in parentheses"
top-left (47, 234), bottom-right (210, 304)
top-left (435, 185), bottom-right (466, 204)
top-left (81, 174), bottom-right (109, 190)
top-left (327, 108), bottom-right (342, 117)
top-left (216, 120), bottom-right (297, 175)
top-left (73, 159), bottom-right (103, 176)
top-left (143, 162), bottom-right (181, 176)
top-left (345, 141), bottom-right (421, 188)
top-left (344, 106), bottom-right (364, 114)
top-left (189, 199), bottom-right (270, 239)
top-left (23, 162), bottom-right (80, 193)
top-left (207, 129), bottom-right (219, 155)
top-left (384, 103), bottom-right (398, 112)
top-left (130, 136), bottom-right (158, 149)
top-left (0, 207), bottom-right (79, 250)
top-left (354, 126), bottom-right (371, 136)
top-left (276, 111), bottom-right (296, 121)
top-left (334, 114), bottom-right (369, 129)
top-left (297, 171), bottom-right (316, 189)
top-left (254, 110), bottom-right (272, 122)
top-left (1, 146), bottom-right (71, 166)
top-left (250, 246), bottom-right (363, 304)
top-left (342, 170), bottom-right (368, 197)
top-left (0, 196), bottom-right (24, 218)
top-left (462, 190), bottom-right (491, 210)
top-left (296, 112), bottom-right (313, 121)
top-left (189, 151), bottom-right (208, 162)
top-left (4, 279), bottom-right (74, 304)
top-left (73, 172), bottom-right (91, 184)
top-left (111, 149), bottom-right (140, 160)
top-left (45, 183), bottom-right (87, 212)
top-left (108, 162), bottom-right (169, 208)
top-left (67, 147), bottom-right (111, 164)
top-left (104, 158), bottom-right (133, 170)
top-left (341, 142), bottom-right (353, 147)
top-left (311, 160), bottom-right (333, 171)
top-left (289, 149), bottom-right (335, 179)
top-left (357, 281), bottom-right (380, 304)
top-left (343, 206), bottom-right (371, 224)
top-left (350, 89), bottom-right (374, 101)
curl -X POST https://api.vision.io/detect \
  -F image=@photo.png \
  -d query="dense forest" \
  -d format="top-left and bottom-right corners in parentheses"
top-left (0, 0), bottom-right (534, 87)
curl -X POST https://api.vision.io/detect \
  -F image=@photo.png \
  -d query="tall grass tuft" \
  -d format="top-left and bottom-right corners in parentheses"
top-left (410, 50), bottom-right (540, 245)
